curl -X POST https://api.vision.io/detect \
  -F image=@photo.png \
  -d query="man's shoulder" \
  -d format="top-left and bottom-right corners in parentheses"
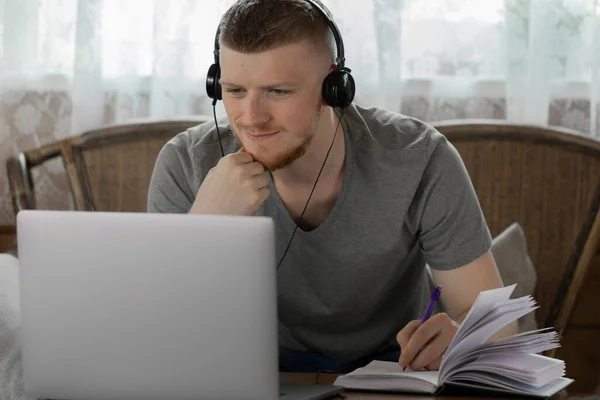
top-left (165, 118), bottom-right (234, 154)
top-left (159, 119), bottom-right (239, 173)
top-left (152, 117), bottom-right (239, 196)
top-left (349, 104), bottom-right (446, 156)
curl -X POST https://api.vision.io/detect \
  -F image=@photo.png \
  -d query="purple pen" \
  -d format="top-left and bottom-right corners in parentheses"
top-left (402, 285), bottom-right (442, 371)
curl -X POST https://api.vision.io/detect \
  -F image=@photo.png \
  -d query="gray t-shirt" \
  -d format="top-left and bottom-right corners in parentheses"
top-left (147, 103), bottom-right (492, 362)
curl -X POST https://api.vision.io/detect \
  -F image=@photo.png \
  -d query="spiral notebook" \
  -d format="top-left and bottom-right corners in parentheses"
top-left (334, 285), bottom-right (574, 398)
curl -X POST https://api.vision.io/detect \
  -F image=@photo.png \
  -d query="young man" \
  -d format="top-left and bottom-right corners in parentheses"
top-left (148, 0), bottom-right (512, 373)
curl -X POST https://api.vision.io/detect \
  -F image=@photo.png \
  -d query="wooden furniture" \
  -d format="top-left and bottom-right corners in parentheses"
top-left (433, 121), bottom-right (600, 354)
top-left (560, 248), bottom-right (600, 394)
top-left (0, 225), bottom-right (16, 254)
top-left (280, 373), bottom-right (571, 399)
top-left (6, 116), bottom-right (210, 215)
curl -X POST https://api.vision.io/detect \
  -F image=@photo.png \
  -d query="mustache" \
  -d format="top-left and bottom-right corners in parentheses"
top-left (234, 122), bottom-right (281, 135)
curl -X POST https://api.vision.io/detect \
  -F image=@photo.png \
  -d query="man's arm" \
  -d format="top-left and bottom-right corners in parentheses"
top-left (395, 127), bottom-right (516, 371)
top-left (396, 251), bottom-right (517, 371)
top-left (432, 250), bottom-right (518, 338)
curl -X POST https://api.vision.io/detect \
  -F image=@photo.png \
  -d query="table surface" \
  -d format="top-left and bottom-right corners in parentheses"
top-left (280, 373), bottom-right (574, 400)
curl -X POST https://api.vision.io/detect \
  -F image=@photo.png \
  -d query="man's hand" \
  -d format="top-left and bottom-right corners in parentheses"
top-left (396, 313), bottom-right (459, 371)
top-left (189, 147), bottom-right (270, 215)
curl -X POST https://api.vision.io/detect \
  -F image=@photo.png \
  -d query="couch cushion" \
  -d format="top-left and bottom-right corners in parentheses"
top-left (491, 222), bottom-right (538, 332)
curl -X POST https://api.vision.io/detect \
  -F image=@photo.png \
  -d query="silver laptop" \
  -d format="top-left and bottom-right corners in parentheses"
top-left (17, 210), bottom-right (343, 400)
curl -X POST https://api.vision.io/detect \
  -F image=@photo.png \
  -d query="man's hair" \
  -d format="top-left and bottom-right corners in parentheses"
top-left (218, 0), bottom-right (337, 65)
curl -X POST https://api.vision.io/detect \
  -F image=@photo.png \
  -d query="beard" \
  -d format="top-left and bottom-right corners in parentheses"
top-left (233, 106), bottom-right (322, 172)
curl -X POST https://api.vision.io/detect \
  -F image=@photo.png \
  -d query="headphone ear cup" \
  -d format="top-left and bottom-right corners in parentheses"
top-left (206, 63), bottom-right (222, 101)
top-left (322, 69), bottom-right (355, 109)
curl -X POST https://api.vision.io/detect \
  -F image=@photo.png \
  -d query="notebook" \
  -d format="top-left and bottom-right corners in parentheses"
top-left (334, 285), bottom-right (574, 399)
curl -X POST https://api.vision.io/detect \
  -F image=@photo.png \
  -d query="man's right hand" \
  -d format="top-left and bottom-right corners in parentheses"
top-left (189, 147), bottom-right (270, 216)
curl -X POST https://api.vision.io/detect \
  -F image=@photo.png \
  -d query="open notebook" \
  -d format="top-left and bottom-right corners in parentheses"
top-left (334, 285), bottom-right (574, 398)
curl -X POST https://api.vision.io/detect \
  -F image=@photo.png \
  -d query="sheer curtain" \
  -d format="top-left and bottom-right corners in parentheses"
top-left (0, 0), bottom-right (599, 224)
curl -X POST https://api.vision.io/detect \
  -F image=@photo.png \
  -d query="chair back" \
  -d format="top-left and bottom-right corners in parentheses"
top-left (7, 117), bottom-right (210, 214)
top-left (434, 120), bottom-right (600, 338)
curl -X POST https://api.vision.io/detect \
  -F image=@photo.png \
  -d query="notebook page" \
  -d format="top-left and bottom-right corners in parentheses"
top-left (444, 285), bottom-right (516, 357)
top-left (443, 332), bottom-right (560, 372)
top-left (452, 296), bottom-right (534, 347)
top-left (333, 360), bottom-right (440, 392)
top-left (449, 354), bottom-right (564, 387)
top-left (470, 353), bottom-right (564, 373)
top-left (460, 297), bottom-right (536, 339)
top-left (446, 376), bottom-right (574, 398)
top-left (441, 305), bottom-right (533, 379)
top-left (342, 361), bottom-right (439, 383)
top-left (442, 338), bottom-right (560, 375)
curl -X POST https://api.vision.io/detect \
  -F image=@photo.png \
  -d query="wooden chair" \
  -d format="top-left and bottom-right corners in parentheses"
top-left (433, 120), bottom-right (600, 355)
top-left (6, 116), bottom-right (210, 215)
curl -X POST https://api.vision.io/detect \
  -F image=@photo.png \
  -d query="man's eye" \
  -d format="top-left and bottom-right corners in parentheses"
top-left (270, 89), bottom-right (288, 96)
top-left (226, 88), bottom-right (242, 94)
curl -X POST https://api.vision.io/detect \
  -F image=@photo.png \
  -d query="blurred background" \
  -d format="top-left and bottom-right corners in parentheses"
top-left (0, 0), bottom-right (599, 224)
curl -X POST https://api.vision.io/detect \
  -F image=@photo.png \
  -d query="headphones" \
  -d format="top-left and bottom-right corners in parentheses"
top-left (206, 0), bottom-right (355, 109)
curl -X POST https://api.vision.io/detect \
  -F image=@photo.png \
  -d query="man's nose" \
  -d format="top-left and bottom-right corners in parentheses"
top-left (242, 93), bottom-right (271, 128)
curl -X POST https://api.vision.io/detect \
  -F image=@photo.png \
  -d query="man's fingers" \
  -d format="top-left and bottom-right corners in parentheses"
top-left (396, 320), bottom-right (420, 361)
top-left (398, 322), bottom-right (437, 368)
top-left (408, 330), bottom-right (451, 371)
top-left (226, 146), bottom-right (253, 164)
top-left (251, 174), bottom-right (269, 189)
top-left (230, 151), bottom-right (254, 164)
top-left (401, 314), bottom-right (458, 371)
top-left (243, 161), bottom-right (266, 176)
top-left (398, 314), bottom-right (455, 369)
top-left (424, 354), bottom-right (444, 371)
top-left (257, 187), bottom-right (270, 203)
top-left (398, 330), bottom-right (435, 368)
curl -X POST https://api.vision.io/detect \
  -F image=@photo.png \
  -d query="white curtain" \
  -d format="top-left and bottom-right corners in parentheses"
top-left (1, 0), bottom-right (599, 224)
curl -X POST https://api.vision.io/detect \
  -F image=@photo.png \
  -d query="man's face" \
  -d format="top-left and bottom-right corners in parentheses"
top-left (219, 39), bottom-right (329, 171)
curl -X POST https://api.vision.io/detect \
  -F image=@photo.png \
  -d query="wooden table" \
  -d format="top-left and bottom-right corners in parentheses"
top-left (280, 373), bottom-right (574, 399)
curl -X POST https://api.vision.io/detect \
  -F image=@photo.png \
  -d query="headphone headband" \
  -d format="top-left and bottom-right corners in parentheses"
top-left (304, 0), bottom-right (346, 69)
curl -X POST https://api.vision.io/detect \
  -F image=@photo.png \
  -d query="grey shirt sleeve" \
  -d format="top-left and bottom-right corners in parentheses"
top-left (147, 140), bottom-right (195, 214)
top-left (415, 132), bottom-right (492, 270)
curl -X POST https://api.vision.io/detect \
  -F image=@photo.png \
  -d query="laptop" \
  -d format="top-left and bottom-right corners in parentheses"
top-left (17, 210), bottom-right (343, 400)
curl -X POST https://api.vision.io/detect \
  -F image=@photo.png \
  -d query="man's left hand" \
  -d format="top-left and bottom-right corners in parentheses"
top-left (396, 313), bottom-right (459, 371)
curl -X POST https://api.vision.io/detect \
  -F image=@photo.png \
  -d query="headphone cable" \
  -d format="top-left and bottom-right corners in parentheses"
top-left (213, 99), bottom-right (225, 157)
top-left (276, 108), bottom-right (345, 271)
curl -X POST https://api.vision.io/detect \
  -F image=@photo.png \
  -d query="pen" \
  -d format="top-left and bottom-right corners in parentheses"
top-left (402, 285), bottom-right (442, 371)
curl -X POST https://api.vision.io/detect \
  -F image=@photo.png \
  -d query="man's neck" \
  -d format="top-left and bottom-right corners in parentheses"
top-left (271, 107), bottom-right (345, 188)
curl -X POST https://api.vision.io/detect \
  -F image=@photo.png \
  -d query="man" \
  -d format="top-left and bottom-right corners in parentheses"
top-left (148, 0), bottom-right (513, 373)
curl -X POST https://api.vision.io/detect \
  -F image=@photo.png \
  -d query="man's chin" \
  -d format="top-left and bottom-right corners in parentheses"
top-left (254, 155), bottom-right (297, 172)
top-left (234, 133), bottom-right (312, 172)
top-left (252, 149), bottom-right (307, 172)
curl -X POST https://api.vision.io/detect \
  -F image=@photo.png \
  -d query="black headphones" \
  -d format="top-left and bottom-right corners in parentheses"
top-left (206, 0), bottom-right (356, 109)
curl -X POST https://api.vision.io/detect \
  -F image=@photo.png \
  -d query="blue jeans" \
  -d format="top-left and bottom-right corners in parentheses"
top-left (279, 347), bottom-right (401, 374)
